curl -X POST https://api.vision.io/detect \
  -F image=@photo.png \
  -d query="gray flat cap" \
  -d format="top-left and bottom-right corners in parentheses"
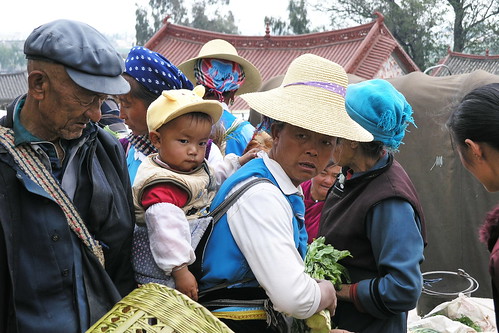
top-left (24, 19), bottom-right (130, 95)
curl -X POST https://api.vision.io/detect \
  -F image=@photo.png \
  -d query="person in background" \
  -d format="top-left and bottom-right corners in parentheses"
top-left (98, 96), bottom-right (129, 138)
top-left (119, 46), bottom-right (243, 186)
top-left (0, 19), bottom-right (136, 332)
top-left (447, 82), bottom-right (499, 328)
top-left (318, 79), bottom-right (426, 333)
top-left (302, 161), bottom-right (342, 244)
top-left (119, 46), bottom-right (194, 184)
top-left (198, 54), bottom-right (373, 332)
top-left (178, 39), bottom-right (262, 156)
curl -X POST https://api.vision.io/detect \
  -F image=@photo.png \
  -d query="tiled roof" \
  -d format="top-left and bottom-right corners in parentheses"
top-left (431, 49), bottom-right (499, 76)
top-left (0, 71), bottom-right (27, 109)
top-left (145, 12), bottom-right (419, 111)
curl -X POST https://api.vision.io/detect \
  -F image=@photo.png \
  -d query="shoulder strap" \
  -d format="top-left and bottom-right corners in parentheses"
top-left (0, 126), bottom-right (105, 266)
top-left (195, 177), bottom-right (273, 296)
top-left (209, 177), bottom-right (272, 223)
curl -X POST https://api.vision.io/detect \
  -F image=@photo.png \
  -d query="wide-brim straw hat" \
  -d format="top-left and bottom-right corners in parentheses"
top-left (241, 54), bottom-right (373, 141)
top-left (178, 39), bottom-right (262, 95)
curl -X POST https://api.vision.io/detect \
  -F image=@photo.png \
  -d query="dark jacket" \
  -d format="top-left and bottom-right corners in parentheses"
top-left (0, 96), bottom-right (136, 332)
top-left (319, 154), bottom-right (426, 333)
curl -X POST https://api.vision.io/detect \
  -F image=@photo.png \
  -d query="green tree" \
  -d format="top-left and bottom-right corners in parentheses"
top-left (266, 0), bottom-right (312, 35)
top-left (0, 42), bottom-right (26, 73)
top-left (135, 0), bottom-right (237, 45)
top-left (190, 1), bottom-right (238, 34)
top-left (313, 0), bottom-right (448, 70)
top-left (264, 16), bottom-right (288, 35)
top-left (447, 0), bottom-right (499, 53)
top-left (288, 0), bottom-right (310, 34)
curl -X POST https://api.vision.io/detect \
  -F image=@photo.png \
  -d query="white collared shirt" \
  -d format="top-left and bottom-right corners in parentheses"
top-left (226, 152), bottom-right (321, 319)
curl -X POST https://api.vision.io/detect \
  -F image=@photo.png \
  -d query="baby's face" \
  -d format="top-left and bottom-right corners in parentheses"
top-left (152, 114), bottom-right (212, 172)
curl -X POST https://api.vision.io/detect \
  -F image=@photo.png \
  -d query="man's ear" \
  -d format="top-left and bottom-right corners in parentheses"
top-left (350, 140), bottom-right (359, 149)
top-left (149, 131), bottom-right (161, 149)
top-left (28, 71), bottom-right (47, 100)
top-left (270, 123), bottom-right (282, 142)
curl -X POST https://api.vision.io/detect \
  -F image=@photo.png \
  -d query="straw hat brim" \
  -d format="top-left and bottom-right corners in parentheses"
top-left (241, 85), bottom-right (374, 142)
top-left (178, 53), bottom-right (262, 95)
top-left (148, 100), bottom-right (223, 132)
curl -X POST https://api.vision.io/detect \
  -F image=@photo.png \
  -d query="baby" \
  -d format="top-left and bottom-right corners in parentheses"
top-left (132, 85), bottom-right (257, 300)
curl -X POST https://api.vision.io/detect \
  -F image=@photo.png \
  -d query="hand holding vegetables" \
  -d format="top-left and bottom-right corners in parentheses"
top-left (294, 237), bottom-right (352, 333)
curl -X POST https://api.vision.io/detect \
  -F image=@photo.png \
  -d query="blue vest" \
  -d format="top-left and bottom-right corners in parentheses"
top-left (199, 157), bottom-right (308, 291)
top-left (126, 145), bottom-right (142, 185)
top-left (220, 110), bottom-right (254, 156)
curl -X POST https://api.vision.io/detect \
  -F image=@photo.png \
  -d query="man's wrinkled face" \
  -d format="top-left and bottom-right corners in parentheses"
top-left (36, 65), bottom-right (107, 141)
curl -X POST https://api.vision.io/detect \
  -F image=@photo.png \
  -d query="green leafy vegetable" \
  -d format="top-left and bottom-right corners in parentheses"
top-left (292, 237), bottom-right (352, 332)
top-left (304, 236), bottom-right (352, 286)
top-left (454, 315), bottom-right (481, 332)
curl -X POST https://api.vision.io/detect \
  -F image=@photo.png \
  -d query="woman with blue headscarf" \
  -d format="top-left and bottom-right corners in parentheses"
top-left (119, 46), bottom-right (256, 185)
top-left (178, 39), bottom-right (262, 157)
top-left (318, 79), bottom-right (427, 333)
top-left (119, 46), bottom-right (195, 184)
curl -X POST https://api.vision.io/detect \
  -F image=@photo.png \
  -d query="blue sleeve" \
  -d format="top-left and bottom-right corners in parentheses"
top-left (356, 198), bottom-right (424, 318)
top-left (224, 122), bottom-right (255, 156)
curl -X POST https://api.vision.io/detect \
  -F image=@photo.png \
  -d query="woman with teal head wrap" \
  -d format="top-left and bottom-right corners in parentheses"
top-left (318, 79), bottom-right (427, 333)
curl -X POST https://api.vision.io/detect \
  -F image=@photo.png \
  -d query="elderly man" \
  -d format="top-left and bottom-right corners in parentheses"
top-left (0, 19), bottom-right (136, 332)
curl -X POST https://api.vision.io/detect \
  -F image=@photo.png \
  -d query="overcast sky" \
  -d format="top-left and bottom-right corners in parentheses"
top-left (1, 0), bottom-right (329, 40)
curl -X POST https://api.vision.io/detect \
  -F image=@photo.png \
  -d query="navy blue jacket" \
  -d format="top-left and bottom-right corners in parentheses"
top-left (0, 96), bottom-right (136, 332)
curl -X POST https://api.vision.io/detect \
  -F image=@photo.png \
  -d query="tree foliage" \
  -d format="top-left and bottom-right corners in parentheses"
top-left (0, 42), bottom-right (26, 73)
top-left (135, 0), bottom-right (237, 45)
top-left (266, 0), bottom-right (314, 35)
top-left (313, 0), bottom-right (447, 70)
top-left (447, 0), bottom-right (499, 53)
top-left (313, 0), bottom-right (498, 69)
top-left (190, 1), bottom-right (238, 34)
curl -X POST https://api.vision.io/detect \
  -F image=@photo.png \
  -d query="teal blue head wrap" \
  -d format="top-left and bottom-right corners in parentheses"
top-left (345, 79), bottom-right (415, 150)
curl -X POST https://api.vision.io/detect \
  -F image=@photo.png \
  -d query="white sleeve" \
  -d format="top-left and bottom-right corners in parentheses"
top-left (209, 152), bottom-right (241, 187)
top-left (145, 202), bottom-right (195, 274)
top-left (227, 182), bottom-right (321, 319)
top-left (207, 142), bottom-right (224, 165)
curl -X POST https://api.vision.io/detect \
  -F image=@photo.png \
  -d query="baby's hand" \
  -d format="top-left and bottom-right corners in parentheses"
top-left (238, 148), bottom-right (260, 166)
top-left (172, 265), bottom-right (198, 301)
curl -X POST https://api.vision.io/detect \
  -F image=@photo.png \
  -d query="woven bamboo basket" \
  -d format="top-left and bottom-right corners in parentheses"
top-left (86, 283), bottom-right (234, 332)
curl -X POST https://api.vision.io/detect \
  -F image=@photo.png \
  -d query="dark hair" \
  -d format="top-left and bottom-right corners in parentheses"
top-left (123, 73), bottom-right (158, 107)
top-left (447, 83), bottom-right (499, 151)
top-left (358, 141), bottom-right (385, 159)
top-left (184, 112), bottom-right (213, 124)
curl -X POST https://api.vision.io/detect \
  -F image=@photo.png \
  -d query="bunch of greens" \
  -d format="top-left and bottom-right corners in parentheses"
top-left (304, 237), bottom-right (352, 286)
top-left (454, 315), bottom-right (481, 332)
top-left (292, 237), bottom-right (352, 333)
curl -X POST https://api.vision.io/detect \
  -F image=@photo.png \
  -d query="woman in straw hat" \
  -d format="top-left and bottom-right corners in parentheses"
top-left (318, 79), bottom-right (427, 333)
top-left (178, 39), bottom-right (262, 157)
top-left (197, 53), bottom-right (371, 332)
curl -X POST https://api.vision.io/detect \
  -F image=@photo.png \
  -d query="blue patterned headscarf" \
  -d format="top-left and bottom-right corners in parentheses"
top-left (193, 58), bottom-right (245, 102)
top-left (124, 46), bottom-right (193, 95)
top-left (345, 79), bottom-right (415, 150)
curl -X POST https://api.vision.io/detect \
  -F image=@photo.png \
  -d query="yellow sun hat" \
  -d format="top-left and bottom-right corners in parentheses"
top-left (147, 85), bottom-right (223, 132)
